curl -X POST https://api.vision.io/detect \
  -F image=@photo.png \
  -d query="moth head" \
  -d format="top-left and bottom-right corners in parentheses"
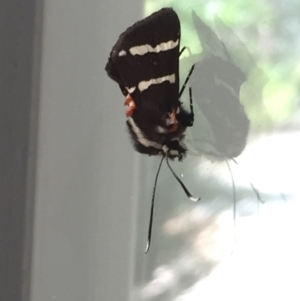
top-left (161, 138), bottom-right (187, 161)
top-left (126, 116), bottom-right (186, 160)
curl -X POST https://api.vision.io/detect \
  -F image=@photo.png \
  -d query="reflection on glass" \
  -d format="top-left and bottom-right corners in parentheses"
top-left (132, 1), bottom-right (300, 301)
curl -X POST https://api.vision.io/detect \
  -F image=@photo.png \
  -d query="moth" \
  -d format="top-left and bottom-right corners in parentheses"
top-left (105, 8), bottom-right (200, 253)
top-left (105, 8), bottom-right (196, 160)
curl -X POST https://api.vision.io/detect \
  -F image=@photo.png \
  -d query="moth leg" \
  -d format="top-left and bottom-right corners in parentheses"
top-left (188, 87), bottom-right (194, 126)
top-left (179, 64), bottom-right (195, 98)
top-left (124, 94), bottom-right (136, 117)
top-left (177, 87), bottom-right (194, 127)
top-left (179, 46), bottom-right (192, 57)
top-left (179, 47), bottom-right (186, 57)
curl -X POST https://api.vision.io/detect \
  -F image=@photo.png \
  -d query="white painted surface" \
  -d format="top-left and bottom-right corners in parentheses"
top-left (30, 1), bottom-right (144, 301)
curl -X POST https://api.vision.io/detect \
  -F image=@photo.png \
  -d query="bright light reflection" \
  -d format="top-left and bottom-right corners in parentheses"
top-left (137, 130), bottom-right (300, 301)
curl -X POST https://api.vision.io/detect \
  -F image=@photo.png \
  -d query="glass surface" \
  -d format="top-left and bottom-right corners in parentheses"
top-left (132, 1), bottom-right (300, 301)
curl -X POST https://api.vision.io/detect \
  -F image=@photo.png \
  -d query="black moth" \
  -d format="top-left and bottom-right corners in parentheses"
top-left (106, 8), bottom-right (194, 160)
top-left (105, 8), bottom-right (200, 253)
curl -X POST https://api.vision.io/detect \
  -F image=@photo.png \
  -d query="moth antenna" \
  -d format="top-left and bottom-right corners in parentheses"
top-left (179, 64), bottom-right (195, 98)
top-left (231, 158), bottom-right (263, 203)
top-left (225, 160), bottom-right (237, 254)
top-left (166, 157), bottom-right (201, 202)
top-left (145, 155), bottom-right (165, 254)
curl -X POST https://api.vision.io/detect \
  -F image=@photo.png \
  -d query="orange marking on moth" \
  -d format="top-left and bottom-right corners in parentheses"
top-left (124, 95), bottom-right (136, 117)
top-left (168, 109), bottom-right (178, 132)
top-left (169, 123), bottom-right (178, 132)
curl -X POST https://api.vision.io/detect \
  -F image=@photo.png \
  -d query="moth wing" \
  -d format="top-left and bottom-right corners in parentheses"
top-left (105, 8), bottom-right (181, 109)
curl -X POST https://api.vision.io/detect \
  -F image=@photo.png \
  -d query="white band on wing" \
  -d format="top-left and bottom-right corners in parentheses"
top-left (138, 74), bottom-right (175, 92)
top-left (127, 117), bottom-right (162, 149)
top-left (129, 39), bottom-right (179, 56)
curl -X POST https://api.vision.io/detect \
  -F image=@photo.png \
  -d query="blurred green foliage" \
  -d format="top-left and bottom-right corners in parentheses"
top-left (145, 0), bottom-right (300, 130)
